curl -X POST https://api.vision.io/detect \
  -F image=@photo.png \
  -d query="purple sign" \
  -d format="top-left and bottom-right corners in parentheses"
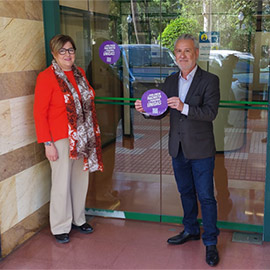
top-left (141, 89), bottom-right (168, 116)
top-left (99, 41), bottom-right (120, 64)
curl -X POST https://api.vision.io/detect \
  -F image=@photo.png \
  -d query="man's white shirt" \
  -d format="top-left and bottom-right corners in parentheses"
top-left (179, 65), bottom-right (198, 116)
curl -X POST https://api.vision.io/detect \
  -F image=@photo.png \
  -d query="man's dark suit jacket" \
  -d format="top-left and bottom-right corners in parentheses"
top-left (156, 66), bottom-right (220, 160)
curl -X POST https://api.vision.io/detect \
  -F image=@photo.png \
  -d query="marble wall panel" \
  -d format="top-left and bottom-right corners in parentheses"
top-left (0, 95), bottom-right (36, 155)
top-left (0, 70), bottom-right (40, 100)
top-left (0, 100), bottom-right (12, 155)
top-left (24, 0), bottom-right (43, 21)
top-left (0, 0), bottom-right (49, 258)
top-left (0, 161), bottom-right (50, 235)
top-left (16, 161), bottom-right (51, 223)
top-left (10, 95), bottom-right (36, 151)
top-left (0, 0), bottom-right (42, 21)
top-left (0, 17), bottom-right (46, 73)
top-left (1, 203), bottom-right (49, 257)
top-left (34, 142), bottom-right (47, 164)
top-left (0, 142), bottom-right (46, 182)
top-left (0, 176), bottom-right (18, 234)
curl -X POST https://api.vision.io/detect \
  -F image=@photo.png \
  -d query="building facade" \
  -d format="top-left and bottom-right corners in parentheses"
top-left (0, 0), bottom-right (270, 258)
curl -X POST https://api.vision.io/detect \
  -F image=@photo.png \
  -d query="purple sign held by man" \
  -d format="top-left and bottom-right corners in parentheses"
top-left (141, 89), bottom-right (168, 116)
top-left (99, 41), bottom-right (120, 64)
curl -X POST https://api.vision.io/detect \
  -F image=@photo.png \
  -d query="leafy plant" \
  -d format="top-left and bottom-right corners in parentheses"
top-left (160, 17), bottom-right (200, 51)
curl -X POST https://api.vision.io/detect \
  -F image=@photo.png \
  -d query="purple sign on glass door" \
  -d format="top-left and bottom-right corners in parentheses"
top-left (99, 41), bottom-right (120, 64)
top-left (141, 89), bottom-right (168, 116)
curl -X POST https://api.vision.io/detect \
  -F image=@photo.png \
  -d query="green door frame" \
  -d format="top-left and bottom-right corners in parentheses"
top-left (42, 0), bottom-right (60, 67)
top-left (263, 106), bottom-right (270, 241)
top-left (42, 0), bottom-right (270, 241)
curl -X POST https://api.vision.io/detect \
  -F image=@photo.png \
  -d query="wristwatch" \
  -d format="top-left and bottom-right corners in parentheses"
top-left (44, 141), bottom-right (53, 146)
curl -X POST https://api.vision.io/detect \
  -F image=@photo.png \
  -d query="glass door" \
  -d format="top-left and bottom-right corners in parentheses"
top-left (57, 0), bottom-right (270, 233)
top-left (160, 0), bottom-right (269, 232)
top-left (60, 1), bottom-right (164, 219)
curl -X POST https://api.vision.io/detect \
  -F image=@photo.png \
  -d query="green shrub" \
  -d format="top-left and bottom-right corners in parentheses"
top-left (160, 17), bottom-right (200, 51)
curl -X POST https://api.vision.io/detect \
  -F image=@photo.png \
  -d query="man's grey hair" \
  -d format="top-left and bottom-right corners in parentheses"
top-left (174, 34), bottom-right (199, 50)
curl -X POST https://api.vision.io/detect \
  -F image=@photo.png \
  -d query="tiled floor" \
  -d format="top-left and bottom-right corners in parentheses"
top-left (1, 217), bottom-right (270, 269)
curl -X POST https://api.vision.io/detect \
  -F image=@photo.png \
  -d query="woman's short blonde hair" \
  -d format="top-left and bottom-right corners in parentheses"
top-left (49, 34), bottom-right (76, 55)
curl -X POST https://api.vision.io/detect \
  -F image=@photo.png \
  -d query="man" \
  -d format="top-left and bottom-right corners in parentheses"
top-left (135, 34), bottom-right (220, 267)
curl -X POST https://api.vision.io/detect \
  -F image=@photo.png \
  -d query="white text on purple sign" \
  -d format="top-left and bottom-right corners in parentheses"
top-left (147, 93), bottom-right (162, 107)
top-left (103, 44), bottom-right (116, 56)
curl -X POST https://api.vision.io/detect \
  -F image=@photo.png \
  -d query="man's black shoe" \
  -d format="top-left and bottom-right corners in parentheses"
top-left (167, 230), bottom-right (200, 245)
top-left (206, 245), bottom-right (219, 267)
top-left (54, 233), bottom-right (70, 244)
top-left (72, 223), bottom-right (94, 234)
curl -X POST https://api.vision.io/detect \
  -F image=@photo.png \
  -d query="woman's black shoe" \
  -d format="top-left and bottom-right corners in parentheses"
top-left (54, 233), bottom-right (70, 244)
top-left (72, 223), bottom-right (94, 234)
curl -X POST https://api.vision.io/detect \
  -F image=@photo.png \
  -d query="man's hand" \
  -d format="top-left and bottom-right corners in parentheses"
top-left (167, 97), bottom-right (184, 112)
top-left (135, 99), bottom-right (145, 113)
top-left (45, 143), bottom-right (59, 162)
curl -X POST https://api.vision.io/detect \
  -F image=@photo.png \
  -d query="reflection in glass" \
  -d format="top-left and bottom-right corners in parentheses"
top-left (59, 0), bottom-right (269, 228)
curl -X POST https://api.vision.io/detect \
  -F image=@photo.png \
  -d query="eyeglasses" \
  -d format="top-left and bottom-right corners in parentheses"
top-left (58, 48), bottom-right (76, 55)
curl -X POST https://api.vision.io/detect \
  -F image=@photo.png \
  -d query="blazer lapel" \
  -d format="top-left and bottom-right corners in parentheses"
top-left (184, 66), bottom-right (202, 103)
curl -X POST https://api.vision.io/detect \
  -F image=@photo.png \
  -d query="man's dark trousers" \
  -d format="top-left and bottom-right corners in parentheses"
top-left (172, 145), bottom-right (220, 246)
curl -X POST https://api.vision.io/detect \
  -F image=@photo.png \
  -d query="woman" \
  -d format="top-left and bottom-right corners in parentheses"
top-left (34, 34), bottom-right (103, 244)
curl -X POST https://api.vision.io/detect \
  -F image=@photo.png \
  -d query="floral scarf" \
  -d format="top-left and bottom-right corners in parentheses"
top-left (52, 60), bottom-right (103, 172)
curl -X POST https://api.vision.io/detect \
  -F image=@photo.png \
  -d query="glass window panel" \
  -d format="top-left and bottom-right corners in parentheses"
top-left (59, 0), bottom-right (269, 228)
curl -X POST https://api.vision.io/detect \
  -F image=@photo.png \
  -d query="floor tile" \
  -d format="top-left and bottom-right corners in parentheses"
top-left (1, 217), bottom-right (270, 269)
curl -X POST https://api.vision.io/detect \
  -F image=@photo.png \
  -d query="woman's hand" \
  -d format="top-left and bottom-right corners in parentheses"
top-left (45, 144), bottom-right (59, 162)
top-left (167, 97), bottom-right (184, 111)
top-left (135, 99), bottom-right (145, 113)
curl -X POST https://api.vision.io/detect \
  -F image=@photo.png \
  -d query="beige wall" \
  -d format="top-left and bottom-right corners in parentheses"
top-left (0, 0), bottom-right (50, 257)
